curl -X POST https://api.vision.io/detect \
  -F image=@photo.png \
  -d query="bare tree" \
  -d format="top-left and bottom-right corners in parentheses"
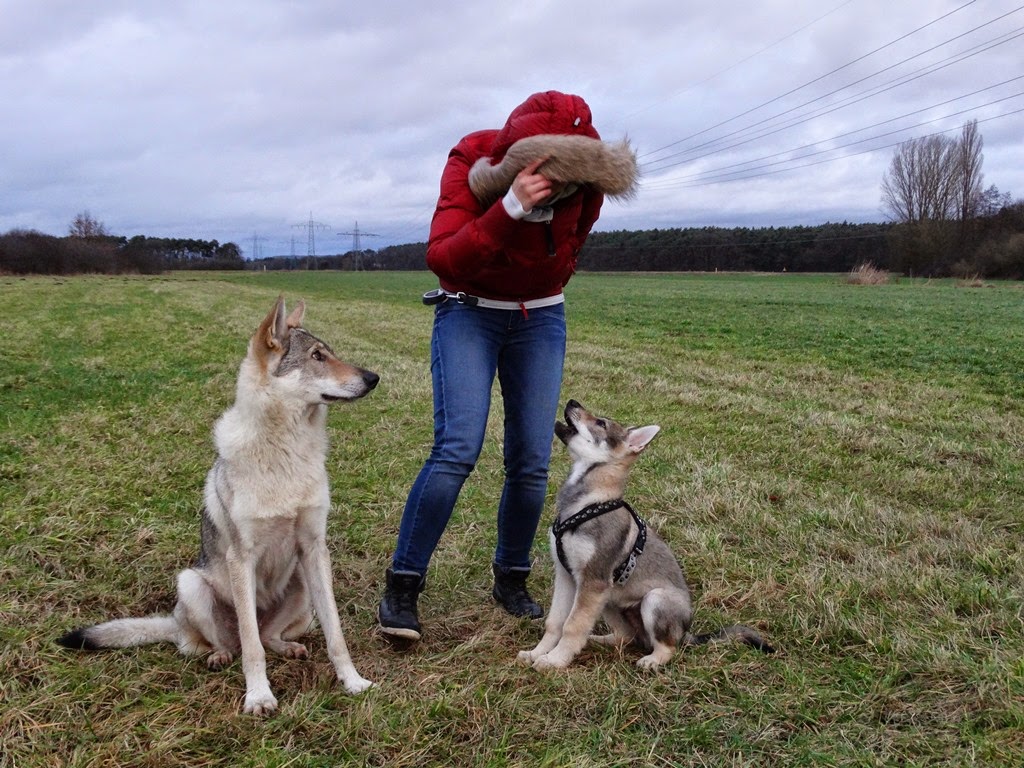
top-left (880, 123), bottom-right (984, 226)
top-left (68, 211), bottom-right (109, 238)
top-left (881, 122), bottom-right (991, 275)
top-left (880, 143), bottom-right (919, 223)
top-left (951, 119), bottom-right (984, 226)
top-left (921, 135), bottom-right (958, 222)
top-left (881, 135), bottom-right (955, 223)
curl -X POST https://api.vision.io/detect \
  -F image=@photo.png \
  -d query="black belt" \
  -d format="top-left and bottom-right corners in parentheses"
top-left (422, 288), bottom-right (478, 306)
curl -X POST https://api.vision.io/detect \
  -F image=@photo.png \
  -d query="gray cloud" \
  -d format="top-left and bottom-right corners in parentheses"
top-left (2, 0), bottom-right (1021, 256)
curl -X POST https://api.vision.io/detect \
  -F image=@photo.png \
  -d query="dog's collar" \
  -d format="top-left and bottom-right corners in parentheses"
top-left (551, 499), bottom-right (647, 585)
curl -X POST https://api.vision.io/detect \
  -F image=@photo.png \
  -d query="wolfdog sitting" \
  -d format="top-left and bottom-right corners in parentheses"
top-left (519, 400), bottom-right (775, 671)
top-left (58, 297), bottom-right (379, 715)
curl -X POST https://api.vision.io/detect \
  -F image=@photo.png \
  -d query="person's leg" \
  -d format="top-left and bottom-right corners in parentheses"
top-left (380, 302), bottom-right (502, 639)
top-left (494, 303), bottom-right (567, 568)
top-left (391, 302), bottom-right (503, 574)
top-left (491, 303), bottom-right (566, 618)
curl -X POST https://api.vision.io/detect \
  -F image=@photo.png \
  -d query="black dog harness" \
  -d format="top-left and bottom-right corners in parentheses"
top-left (552, 499), bottom-right (647, 585)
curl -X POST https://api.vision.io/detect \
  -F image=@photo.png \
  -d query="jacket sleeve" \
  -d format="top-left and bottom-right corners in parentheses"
top-left (425, 149), bottom-right (520, 283)
top-left (574, 187), bottom-right (604, 250)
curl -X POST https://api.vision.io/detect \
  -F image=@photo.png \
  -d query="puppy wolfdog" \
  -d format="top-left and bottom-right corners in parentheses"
top-left (57, 297), bottom-right (379, 715)
top-left (519, 400), bottom-right (774, 670)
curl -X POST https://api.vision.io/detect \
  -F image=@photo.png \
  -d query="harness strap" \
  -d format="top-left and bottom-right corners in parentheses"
top-left (552, 499), bottom-right (647, 585)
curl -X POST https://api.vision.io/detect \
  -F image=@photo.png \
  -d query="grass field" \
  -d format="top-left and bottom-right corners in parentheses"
top-left (1, 271), bottom-right (1022, 767)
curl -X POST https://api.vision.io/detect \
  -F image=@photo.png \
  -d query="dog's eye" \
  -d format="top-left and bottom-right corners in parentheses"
top-left (595, 419), bottom-right (606, 429)
top-left (311, 349), bottom-right (325, 362)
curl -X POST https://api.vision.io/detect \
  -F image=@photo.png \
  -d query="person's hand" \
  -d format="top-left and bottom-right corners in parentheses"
top-left (510, 158), bottom-right (554, 213)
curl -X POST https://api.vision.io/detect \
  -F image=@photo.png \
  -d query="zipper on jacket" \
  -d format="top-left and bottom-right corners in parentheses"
top-left (545, 222), bottom-right (556, 257)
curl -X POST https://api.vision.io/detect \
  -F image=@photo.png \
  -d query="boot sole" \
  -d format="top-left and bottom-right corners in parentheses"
top-left (377, 608), bottom-right (422, 641)
top-left (379, 625), bottom-right (421, 641)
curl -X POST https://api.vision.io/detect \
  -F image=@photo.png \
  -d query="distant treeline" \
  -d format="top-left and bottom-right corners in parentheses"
top-left (250, 223), bottom-right (897, 273)
top-left (5, 203), bottom-right (1021, 278)
top-left (0, 231), bottom-right (244, 275)
top-left (579, 222), bottom-right (894, 273)
top-left (249, 205), bottom-right (1024, 278)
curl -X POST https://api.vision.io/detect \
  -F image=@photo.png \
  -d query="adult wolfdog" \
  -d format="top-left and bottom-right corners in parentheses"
top-left (58, 297), bottom-right (379, 715)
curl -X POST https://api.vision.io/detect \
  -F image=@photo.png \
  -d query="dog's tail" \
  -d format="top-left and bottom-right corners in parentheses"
top-left (687, 624), bottom-right (776, 654)
top-left (56, 615), bottom-right (180, 651)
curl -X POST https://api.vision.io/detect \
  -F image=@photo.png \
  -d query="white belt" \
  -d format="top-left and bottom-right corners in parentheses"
top-left (473, 294), bottom-right (564, 310)
top-left (423, 288), bottom-right (564, 311)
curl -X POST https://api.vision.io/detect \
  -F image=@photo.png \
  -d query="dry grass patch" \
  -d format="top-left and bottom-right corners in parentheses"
top-left (846, 261), bottom-right (890, 285)
top-left (956, 274), bottom-right (989, 288)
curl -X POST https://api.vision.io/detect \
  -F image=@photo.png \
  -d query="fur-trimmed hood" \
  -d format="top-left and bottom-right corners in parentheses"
top-left (467, 90), bottom-right (639, 208)
top-left (468, 133), bottom-right (639, 208)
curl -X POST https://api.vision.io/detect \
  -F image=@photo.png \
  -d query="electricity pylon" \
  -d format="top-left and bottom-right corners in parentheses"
top-left (337, 221), bottom-right (380, 270)
top-left (293, 212), bottom-right (330, 270)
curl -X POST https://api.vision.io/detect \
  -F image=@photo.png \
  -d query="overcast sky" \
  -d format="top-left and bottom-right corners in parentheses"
top-left (2, 0), bottom-right (1022, 256)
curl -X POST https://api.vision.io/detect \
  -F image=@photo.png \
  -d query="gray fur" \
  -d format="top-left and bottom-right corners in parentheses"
top-left (275, 329), bottom-right (324, 376)
top-left (519, 400), bottom-right (774, 671)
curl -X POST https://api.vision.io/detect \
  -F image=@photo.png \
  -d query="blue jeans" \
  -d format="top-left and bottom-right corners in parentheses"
top-left (392, 300), bottom-right (567, 575)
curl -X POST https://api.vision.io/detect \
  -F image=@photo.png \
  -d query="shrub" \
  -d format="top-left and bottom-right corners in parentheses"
top-left (969, 233), bottom-right (1024, 280)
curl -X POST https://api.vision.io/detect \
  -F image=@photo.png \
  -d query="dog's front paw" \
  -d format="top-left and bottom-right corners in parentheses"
top-left (342, 674), bottom-right (375, 695)
top-left (532, 653), bottom-right (570, 671)
top-left (279, 642), bottom-right (309, 660)
top-left (207, 650), bottom-right (233, 670)
top-left (636, 644), bottom-right (674, 670)
top-left (516, 649), bottom-right (538, 665)
top-left (243, 687), bottom-right (278, 716)
top-left (636, 652), bottom-right (671, 670)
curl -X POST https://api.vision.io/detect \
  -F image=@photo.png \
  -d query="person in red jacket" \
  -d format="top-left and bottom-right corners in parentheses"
top-left (378, 91), bottom-right (637, 641)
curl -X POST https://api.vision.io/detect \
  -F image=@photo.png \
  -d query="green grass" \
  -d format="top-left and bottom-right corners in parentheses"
top-left (1, 271), bottom-right (1022, 767)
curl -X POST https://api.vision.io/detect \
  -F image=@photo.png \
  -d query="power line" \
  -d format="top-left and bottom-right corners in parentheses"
top-left (611, 0), bottom-right (858, 128)
top-left (642, 14), bottom-right (1024, 172)
top-left (643, 77), bottom-right (1024, 185)
top-left (382, 215), bottom-right (432, 246)
top-left (639, 0), bottom-right (985, 161)
top-left (642, 106), bottom-right (1024, 190)
top-left (633, 2), bottom-right (1024, 196)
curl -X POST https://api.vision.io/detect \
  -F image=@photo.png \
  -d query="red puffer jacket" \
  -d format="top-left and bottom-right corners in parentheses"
top-left (426, 91), bottom-right (605, 302)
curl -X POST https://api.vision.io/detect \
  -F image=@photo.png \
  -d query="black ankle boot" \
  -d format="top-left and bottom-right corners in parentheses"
top-left (492, 563), bottom-right (543, 619)
top-left (378, 568), bottom-right (425, 640)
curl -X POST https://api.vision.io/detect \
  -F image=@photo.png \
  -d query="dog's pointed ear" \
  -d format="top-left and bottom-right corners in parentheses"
top-left (255, 296), bottom-right (288, 356)
top-left (285, 299), bottom-right (305, 330)
top-left (626, 425), bottom-right (660, 454)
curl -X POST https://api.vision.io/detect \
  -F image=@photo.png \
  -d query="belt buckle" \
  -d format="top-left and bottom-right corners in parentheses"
top-left (422, 288), bottom-right (447, 306)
